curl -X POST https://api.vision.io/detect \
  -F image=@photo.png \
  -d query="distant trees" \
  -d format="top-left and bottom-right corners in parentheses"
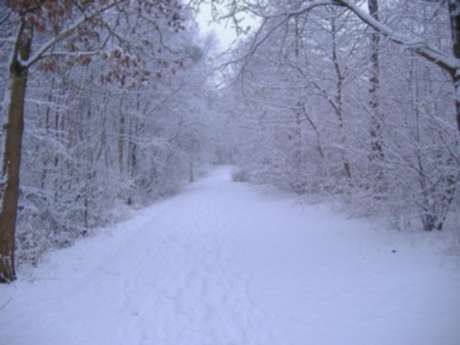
top-left (217, 0), bottom-right (460, 129)
top-left (2, 0), bottom-right (459, 283)
top-left (220, 0), bottom-right (459, 232)
top-left (0, 1), bottom-right (213, 282)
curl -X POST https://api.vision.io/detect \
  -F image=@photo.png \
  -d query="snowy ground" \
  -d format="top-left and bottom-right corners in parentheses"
top-left (1, 166), bottom-right (459, 345)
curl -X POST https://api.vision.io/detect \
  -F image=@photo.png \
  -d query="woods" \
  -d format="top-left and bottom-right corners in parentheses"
top-left (217, 0), bottom-right (460, 232)
top-left (1, 0), bottom-right (459, 284)
top-left (0, 0), bottom-right (215, 282)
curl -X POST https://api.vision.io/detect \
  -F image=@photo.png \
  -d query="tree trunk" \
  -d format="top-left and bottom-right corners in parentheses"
top-left (40, 77), bottom-right (56, 189)
top-left (448, 0), bottom-right (460, 131)
top-left (423, 0), bottom-right (460, 231)
top-left (300, 104), bottom-right (325, 159)
top-left (189, 158), bottom-right (195, 183)
top-left (0, 24), bottom-right (32, 283)
top-left (129, 96), bottom-right (140, 178)
top-left (331, 17), bottom-right (352, 179)
top-left (118, 96), bottom-right (125, 174)
top-left (368, 0), bottom-right (385, 192)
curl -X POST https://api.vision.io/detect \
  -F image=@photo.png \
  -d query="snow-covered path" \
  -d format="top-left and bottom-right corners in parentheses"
top-left (1, 166), bottom-right (459, 345)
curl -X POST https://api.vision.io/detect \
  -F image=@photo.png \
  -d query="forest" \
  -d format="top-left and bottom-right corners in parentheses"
top-left (1, 0), bottom-right (459, 282)
top-left (1, 1), bottom-right (459, 344)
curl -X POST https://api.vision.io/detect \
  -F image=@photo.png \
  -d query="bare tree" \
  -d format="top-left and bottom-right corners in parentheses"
top-left (0, 0), bottom-right (184, 283)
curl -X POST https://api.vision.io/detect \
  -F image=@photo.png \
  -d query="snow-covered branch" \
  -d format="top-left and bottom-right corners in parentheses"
top-left (20, 0), bottom-right (126, 68)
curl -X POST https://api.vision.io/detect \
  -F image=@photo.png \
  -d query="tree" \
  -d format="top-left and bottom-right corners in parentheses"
top-left (0, 0), bottom-right (185, 283)
top-left (221, 0), bottom-right (459, 232)
top-left (367, 0), bottom-right (385, 194)
top-left (219, 0), bottom-right (460, 131)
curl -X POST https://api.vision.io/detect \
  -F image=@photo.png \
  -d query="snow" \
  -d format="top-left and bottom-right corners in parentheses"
top-left (1, 166), bottom-right (459, 345)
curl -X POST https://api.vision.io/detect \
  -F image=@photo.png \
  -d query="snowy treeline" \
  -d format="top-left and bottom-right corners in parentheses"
top-left (0, 1), bottom-right (215, 272)
top-left (218, 1), bottom-right (460, 232)
top-left (1, 0), bottom-right (460, 283)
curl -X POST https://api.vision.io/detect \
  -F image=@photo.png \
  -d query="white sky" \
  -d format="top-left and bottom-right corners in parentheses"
top-left (195, 7), bottom-right (236, 49)
top-left (194, 2), bottom-right (258, 51)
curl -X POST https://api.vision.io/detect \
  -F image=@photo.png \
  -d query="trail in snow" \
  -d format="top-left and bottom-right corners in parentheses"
top-left (1, 166), bottom-right (459, 345)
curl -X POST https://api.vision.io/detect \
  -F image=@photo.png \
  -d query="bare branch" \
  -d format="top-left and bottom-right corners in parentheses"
top-left (20, 0), bottom-right (127, 68)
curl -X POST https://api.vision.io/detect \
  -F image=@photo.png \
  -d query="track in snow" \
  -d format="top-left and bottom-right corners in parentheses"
top-left (1, 166), bottom-right (459, 345)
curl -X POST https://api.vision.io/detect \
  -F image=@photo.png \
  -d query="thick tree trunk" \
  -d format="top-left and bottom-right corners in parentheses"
top-left (422, 0), bottom-right (460, 231)
top-left (448, 0), bottom-right (460, 131)
top-left (0, 24), bottom-right (32, 283)
top-left (368, 0), bottom-right (385, 192)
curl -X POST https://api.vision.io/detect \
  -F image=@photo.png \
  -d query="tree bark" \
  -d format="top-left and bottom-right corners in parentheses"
top-left (367, 0), bottom-right (385, 192)
top-left (0, 23), bottom-right (32, 283)
top-left (118, 96), bottom-right (125, 174)
top-left (331, 17), bottom-right (352, 178)
top-left (448, 0), bottom-right (460, 131)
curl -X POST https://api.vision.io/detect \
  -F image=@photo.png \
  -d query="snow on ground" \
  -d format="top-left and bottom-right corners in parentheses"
top-left (1, 166), bottom-right (459, 345)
